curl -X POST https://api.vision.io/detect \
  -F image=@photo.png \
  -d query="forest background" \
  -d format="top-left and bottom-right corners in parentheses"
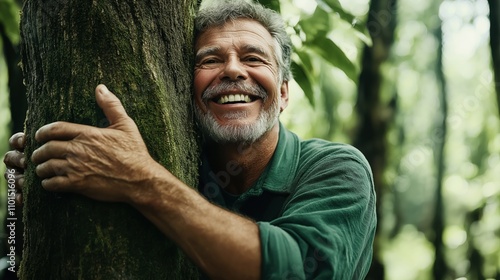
top-left (0, 0), bottom-right (499, 279)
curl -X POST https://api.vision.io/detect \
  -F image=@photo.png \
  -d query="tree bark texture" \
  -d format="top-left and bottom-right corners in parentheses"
top-left (355, 0), bottom-right (397, 279)
top-left (19, 0), bottom-right (199, 278)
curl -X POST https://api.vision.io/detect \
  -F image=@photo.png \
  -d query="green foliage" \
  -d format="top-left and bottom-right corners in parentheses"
top-left (278, 0), bottom-right (500, 279)
top-left (257, 0), bottom-right (280, 11)
top-left (0, 0), bottom-right (21, 45)
top-left (0, 0), bottom-right (18, 260)
top-left (292, 48), bottom-right (315, 105)
top-left (258, 0), bottom-right (369, 106)
top-left (0, 20), bottom-right (12, 244)
top-left (316, 0), bottom-right (371, 42)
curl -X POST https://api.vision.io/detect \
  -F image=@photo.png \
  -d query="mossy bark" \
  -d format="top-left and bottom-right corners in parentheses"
top-left (19, 0), bottom-right (199, 279)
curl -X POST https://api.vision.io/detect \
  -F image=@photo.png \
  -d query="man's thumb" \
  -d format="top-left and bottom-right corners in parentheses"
top-left (95, 84), bottom-right (129, 126)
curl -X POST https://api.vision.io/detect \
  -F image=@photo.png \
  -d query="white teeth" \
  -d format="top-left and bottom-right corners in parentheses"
top-left (217, 94), bottom-right (253, 104)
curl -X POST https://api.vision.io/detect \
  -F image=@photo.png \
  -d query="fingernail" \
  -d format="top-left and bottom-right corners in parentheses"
top-left (17, 136), bottom-right (23, 147)
top-left (35, 127), bottom-right (42, 141)
top-left (18, 177), bottom-right (24, 187)
top-left (20, 157), bottom-right (26, 168)
top-left (99, 85), bottom-right (109, 94)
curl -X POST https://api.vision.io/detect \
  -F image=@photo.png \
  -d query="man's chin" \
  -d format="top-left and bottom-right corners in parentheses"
top-left (205, 126), bottom-right (261, 144)
top-left (195, 106), bottom-right (279, 144)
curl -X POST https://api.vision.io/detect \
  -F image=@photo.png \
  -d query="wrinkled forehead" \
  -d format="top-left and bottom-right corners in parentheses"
top-left (195, 19), bottom-right (274, 50)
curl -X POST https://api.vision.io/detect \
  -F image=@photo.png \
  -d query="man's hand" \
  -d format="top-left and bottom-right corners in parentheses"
top-left (3, 132), bottom-right (27, 205)
top-left (31, 84), bottom-right (160, 203)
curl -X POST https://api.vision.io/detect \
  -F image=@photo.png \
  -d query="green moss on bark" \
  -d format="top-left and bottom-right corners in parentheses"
top-left (19, 1), bottom-right (199, 279)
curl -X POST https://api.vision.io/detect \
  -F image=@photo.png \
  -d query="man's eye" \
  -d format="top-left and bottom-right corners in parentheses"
top-left (242, 55), bottom-right (266, 63)
top-left (203, 59), bottom-right (219, 64)
top-left (245, 57), bottom-right (261, 62)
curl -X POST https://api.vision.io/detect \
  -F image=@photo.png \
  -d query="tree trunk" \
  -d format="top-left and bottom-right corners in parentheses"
top-left (19, 1), bottom-right (199, 278)
top-left (431, 12), bottom-right (448, 280)
top-left (355, 0), bottom-right (398, 279)
top-left (488, 0), bottom-right (500, 116)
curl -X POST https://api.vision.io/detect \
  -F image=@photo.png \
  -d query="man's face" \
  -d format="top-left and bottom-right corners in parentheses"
top-left (193, 19), bottom-right (289, 143)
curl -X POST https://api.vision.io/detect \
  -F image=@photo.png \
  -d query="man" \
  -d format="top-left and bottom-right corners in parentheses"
top-left (4, 1), bottom-right (376, 279)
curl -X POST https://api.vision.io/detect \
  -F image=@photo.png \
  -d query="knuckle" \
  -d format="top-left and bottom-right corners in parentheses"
top-left (17, 176), bottom-right (24, 188)
top-left (53, 164), bottom-right (66, 176)
top-left (85, 128), bottom-right (100, 139)
top-left (3, 151), bottom-right (11, 165)
top-left (3, 151), bottom-right (22, 168)
top-left (9, 132), bottom-right (24, 147)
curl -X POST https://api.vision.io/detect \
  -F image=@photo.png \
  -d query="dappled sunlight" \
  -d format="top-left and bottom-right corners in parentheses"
top-left (281, 0), bottom-right (500, 279)
top-left (381, 225), bottom-right (434, 280)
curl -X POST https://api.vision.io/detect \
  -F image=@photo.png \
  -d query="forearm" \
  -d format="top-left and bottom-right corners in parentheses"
top-left (131, 166), bottom-right (261, 280)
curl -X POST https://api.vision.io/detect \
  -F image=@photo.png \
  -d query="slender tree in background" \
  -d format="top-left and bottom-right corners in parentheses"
top-left (19, 1), bottom-right (199, 278)
top-left (1, 5), bottom-right (26, 134)
top-left (355, 0), bottom-right (398, 279)
top-left (488, 0), bottom-right (500, 116)
top-left (431, 9), bottom-right (448, 280)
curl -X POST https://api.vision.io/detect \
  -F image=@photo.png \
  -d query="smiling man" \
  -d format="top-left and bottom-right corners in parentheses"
top-left (193, 18), bottom-right (287, 146)
top-left (4, 1), bottom-right (376, 279)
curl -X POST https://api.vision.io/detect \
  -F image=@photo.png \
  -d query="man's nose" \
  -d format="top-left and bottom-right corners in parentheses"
top-left (220, 58), bottom-right (247, 81)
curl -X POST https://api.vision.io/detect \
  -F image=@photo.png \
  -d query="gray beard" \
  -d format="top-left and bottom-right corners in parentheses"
top-left (194, 82), bottom-right (281, 144)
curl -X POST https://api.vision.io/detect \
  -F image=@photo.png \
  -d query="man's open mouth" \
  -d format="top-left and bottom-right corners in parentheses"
top-left (213, 94), bottom-right (258, 104)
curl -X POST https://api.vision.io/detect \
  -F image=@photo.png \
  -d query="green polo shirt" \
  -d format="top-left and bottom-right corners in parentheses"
top-left (199, 123), bottom-right (376, 279)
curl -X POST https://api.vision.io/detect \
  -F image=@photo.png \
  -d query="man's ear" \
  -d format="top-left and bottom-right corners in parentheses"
top-left (279, 81), bottom-right (289, 113)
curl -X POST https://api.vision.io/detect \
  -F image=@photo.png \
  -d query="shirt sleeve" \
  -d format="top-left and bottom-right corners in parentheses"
top-left (257, 145), bottom-right (377, 279)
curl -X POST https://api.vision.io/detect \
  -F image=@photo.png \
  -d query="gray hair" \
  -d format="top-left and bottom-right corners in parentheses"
top-left (195, 0), bottom-right (293, 82)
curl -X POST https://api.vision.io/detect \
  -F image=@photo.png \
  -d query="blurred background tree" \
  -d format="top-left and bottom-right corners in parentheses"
top-left (1, 0), bottom-right (499, 279)
top-left (0, 0), bottom-right (24, 279)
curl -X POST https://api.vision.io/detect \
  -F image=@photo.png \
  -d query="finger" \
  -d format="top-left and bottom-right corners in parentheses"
top-left (41, 176), bottom-right (71, 192)
top-left (17, 176), bottom-right (24, 191)
top-left (35, 121), bottom-right (90, 143)
top-left (32, 141), bottom-right (72, 164)
top-left (15, 193), bottom-right (23, 206)
top-left (3, 150), bottom-right (26, 169)
top-left (95, 84), bottom-right (130, 126)
top-left (35, 159), bottom-right (68, 179)
top-left (9, 132), bottom-right (26, 151)
top-left (3, 171), bottom-right (24, 190)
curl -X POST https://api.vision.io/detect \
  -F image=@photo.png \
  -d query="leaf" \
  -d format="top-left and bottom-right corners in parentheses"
top-left (291, 61), bottom-right (315, 107)
top-left (315, 0), bottom-right (371, 45)
top-left (256, 0), bottom-right (280, 12)
top-left (306, 37), bottom-right (358, 83)
top-left (299, 7), bottom-right (330, 40)
top-left (294, 48), bottom-right (314, 72)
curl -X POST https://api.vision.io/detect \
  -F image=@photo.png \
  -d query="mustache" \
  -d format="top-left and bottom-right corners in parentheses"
top-left (201, 81), bottom-right (267, 101)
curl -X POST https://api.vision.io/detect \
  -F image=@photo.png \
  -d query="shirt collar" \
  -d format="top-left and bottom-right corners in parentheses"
top-left (259, 122), bottom-right (300, 193)
top-left (198, 122), bottom-right (301, 203)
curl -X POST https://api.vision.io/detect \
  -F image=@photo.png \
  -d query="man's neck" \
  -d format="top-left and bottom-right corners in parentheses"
top-left (205, 124), bottom-right (280, 195)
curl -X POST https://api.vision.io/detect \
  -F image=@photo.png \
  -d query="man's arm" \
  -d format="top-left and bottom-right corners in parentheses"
top-left (31, 85), bottom-right (261, 279)
top-left (136, 170), bottom-right (261, 279)
top-left (258, 143), bottom-right (377, 279)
